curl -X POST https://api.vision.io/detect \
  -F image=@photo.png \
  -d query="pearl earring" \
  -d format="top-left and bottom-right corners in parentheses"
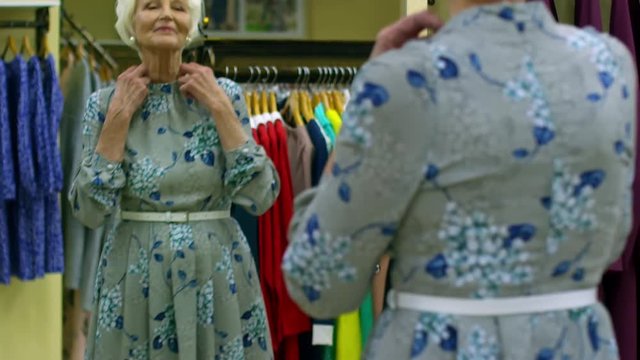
top-left (129, 36), bottom-right (135, 43)
top-left (186, 36), bottom-right (192, 43)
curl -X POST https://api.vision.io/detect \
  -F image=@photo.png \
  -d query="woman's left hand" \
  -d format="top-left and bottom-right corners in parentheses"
top-left (178, 62), bottom-right (233, 114)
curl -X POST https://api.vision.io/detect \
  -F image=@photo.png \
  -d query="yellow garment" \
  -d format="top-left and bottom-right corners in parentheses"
top-left (326, 108), bottom-right (343, 135)
top-left (336, 310), bottom-right (361, 360)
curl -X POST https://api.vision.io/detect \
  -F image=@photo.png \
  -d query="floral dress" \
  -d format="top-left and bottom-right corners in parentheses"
top-left (69, 78), bottom-right (279, 360)
top-left (283, 3), bottom-right (637, 360)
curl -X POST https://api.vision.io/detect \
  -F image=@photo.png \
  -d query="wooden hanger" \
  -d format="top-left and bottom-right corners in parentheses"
top-left (244, 91), bottom-right (253, 117)
top-left (269, 91), bottom-right (278, 114)
top-left (88, 50), bottom-right (98, 73)
top-left (2, 35), bottom-right (19, 59)
top-left (20, 35), bottom-right (34, 57)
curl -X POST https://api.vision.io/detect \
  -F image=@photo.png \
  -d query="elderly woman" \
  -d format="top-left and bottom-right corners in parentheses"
top-left (283, 0), bottom-right (637, 359)
top-left (68, 0), bottom-right (278, 358)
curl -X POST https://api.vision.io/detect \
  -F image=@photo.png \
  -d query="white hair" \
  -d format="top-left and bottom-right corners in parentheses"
top-left (115, 0), bottom-right (202, 48)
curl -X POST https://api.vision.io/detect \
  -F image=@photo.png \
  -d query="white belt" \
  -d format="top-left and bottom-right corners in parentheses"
top-left (387, 288), bottom-right (598, 316)
top-left (119, 210), bottom-right (230, 223)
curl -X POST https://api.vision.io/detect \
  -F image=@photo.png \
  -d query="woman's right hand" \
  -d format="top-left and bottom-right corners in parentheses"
top-left (96, 65), bottom-right (150, 163)
top-left (370, 10), bottom-right (443, 59)
top-left (110, 65), bottom-right (150, 118)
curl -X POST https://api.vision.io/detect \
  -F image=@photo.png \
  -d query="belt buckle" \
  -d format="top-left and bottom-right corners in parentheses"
top-left (165, 212), bottom-right (188, 223)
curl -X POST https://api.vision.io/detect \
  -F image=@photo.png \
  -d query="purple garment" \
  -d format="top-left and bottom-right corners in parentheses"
top-left (0, 62), bottom-right (15, 200)
top-left (26, 57), bottom-right (47, 279)
top-left (601, 2), bottom-right (639, 360)
top-left (0, 61), bottom-right (12, 284)
top-left (6, 56), bottom-right (35, 280)
top-left (574, 0), bottom-right (603, 30)
top-left (42, 55), bottom-right (64, 274)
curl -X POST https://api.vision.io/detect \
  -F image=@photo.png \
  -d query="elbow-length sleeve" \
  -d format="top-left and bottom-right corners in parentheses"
top-left (218, 78), bottom-right (280, 216)
top-left (282, 53), bottom-right (432, 319)
top-left (68, 89), bottom-right (126, 229)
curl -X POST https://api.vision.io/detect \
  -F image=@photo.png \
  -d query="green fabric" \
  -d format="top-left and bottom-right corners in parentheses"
top-left (359, 291), bottom-right (374, 349)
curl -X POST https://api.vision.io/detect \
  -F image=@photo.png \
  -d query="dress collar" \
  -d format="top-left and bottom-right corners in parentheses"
top-left (439, 1), bottom-right (556, 35)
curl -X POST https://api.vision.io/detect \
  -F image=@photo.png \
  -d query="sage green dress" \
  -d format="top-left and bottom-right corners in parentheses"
top-left (69, 78), bottom-right (279, 360)
top-left (283, 3), bottom-right (637, 360)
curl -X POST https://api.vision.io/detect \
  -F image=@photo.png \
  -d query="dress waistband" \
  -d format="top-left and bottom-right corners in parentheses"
top-left (387, 288), bottom-right (598, 316)
top-left (118, 210), bottom-right (231, 223)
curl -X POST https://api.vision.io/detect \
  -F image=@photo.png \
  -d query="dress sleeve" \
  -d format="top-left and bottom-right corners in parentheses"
top-left (282, 52), bottom-right (432, 318)
top-left (218, 78), bottom-right (280, 216)
top-left (68, 89), bottom-right (126, 229)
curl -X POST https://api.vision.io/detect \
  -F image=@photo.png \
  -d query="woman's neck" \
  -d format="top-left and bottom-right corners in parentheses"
top-left (449, 0), bottom-right (526, 17)
top-left (139, 48), bottom-right (182, 83)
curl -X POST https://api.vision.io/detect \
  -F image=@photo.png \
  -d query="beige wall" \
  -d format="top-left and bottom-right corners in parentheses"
top-left (409, 0), bottom-right (612, 30)
top-left (62, 0), bottom-right (403, 42)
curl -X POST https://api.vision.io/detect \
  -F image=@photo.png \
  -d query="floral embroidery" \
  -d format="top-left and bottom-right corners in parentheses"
top-left (535, 307), bottom-right (618, 359)
top-left (96, 286), bottom-right (123, 338)
top-left (543, 160), bottom-right (604, 254)
top-left (152, 305), bottom-right (179, 353)
top-left (127, 238), bottom-right (150, 297)
top-left (411, 313), bottom-right (457, 357)
top-left (567, 29), bottom-right (622, 102)
top-left (197, 280), bottom-right (215, 326)
top-left (282, 214), bottom-right (396, 302)
top-left (128, 342), bottom-right (149, 360)
top-left (141, 94), bottom-right (170, 121)
top-left (216, 336), bottom-right (244, 360)
top-left (426, 201), bottom-right (535, 298)
top-left (184, 122), bottom-right (218, 165)
top-left (282, 215), bottom-right (356, 302)
top-left (216, 245), bottom-right (238, 294)
top-left (224, 147), bottom-right (260, 191)
top-left (240, 303), bottom-right (268, 351)
top-left (459, 326), bottom-right (500, 360)
top-left (342, 81), bottom-right (389, 148)
top-left (169, 224), bottom-right (195, 252)
top-left (128, 157), bottom-right (167, 200)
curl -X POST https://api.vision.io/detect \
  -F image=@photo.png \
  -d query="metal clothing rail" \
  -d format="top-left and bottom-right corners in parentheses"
top-left (211, 65), bottom-right (360, 84)
top-left (61, 8), bottom-right (118, 70)
top-left (0, 8), bottom-right (50, 52)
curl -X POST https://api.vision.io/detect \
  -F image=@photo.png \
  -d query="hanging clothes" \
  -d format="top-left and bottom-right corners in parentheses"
top-left (60, 58), bottom-right (105, 310)
top-left (574, 0), bottom-right (603, 30)
top-left (0, 53), bottom-right (64, 283)
top-left (0, 61), bottom-right (13, 284)
top-left (60, 57), bottom-right (107, 360)
top-left (6, 56), bottom-right (35, 281)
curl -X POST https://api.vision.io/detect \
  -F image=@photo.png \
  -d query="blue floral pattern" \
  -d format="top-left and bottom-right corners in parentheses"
top-left (72, 76), bottom-right (278, 358)
top-left (197, 280), bottom-right (215, 326)
top-left (543, 160), bottom-right (604, 254)
top-left (283, 3), bottom-right (635, 360)
top-left (458, 326), bottom-right (500, 360)
top-left (411, 313), bottom-right (457, 357)
top-left (127, 157), bottom-right (168, 199)
top-left (426, 201), bottom-right (535, 298)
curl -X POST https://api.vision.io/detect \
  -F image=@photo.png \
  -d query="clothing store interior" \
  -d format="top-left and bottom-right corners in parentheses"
top-left (0, 0), bottom-right (639, 359)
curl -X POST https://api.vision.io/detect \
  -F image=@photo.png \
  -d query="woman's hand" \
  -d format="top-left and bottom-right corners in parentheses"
top-left (370, 10), bottom-right (443, 59)
top-left (178, 62), bottom-right (233, 115)
top-left (96, 65), bottom-right (150, 162)
top-left (110, 65), bottom-right (150, 118)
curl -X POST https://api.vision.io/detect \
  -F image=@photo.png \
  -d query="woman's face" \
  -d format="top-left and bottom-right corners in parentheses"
top-left (133, 0), bottom-right (192, 52)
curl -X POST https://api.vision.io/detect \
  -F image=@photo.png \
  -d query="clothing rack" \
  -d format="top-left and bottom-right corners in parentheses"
top-left (211, 65), bottom-right (359, 84)
top-left (0, 8), bottom-right (50, 53)
top-left (60, 8), bottom-right (118, 70)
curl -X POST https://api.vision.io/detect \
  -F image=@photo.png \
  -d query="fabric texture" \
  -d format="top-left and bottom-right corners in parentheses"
top-left (70, 78), bottom-right (279, 359)
top-left (283, 3), bottom-right (637, 359)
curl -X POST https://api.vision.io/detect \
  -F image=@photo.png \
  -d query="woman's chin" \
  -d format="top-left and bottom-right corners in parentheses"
top-left (142, 38), bottom-right (185, 52)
